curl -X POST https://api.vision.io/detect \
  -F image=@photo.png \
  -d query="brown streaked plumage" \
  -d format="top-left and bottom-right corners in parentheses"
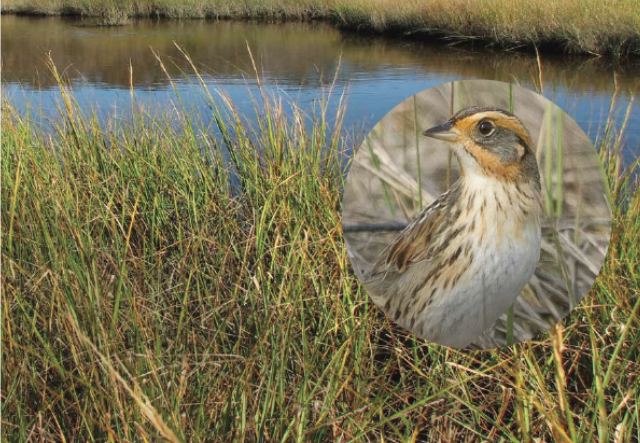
top-left (365, 106), bottom-right (543, 349)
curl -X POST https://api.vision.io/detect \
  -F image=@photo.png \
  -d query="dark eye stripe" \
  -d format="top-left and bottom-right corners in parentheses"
top-left (516, 135), bottom-right (528, 150)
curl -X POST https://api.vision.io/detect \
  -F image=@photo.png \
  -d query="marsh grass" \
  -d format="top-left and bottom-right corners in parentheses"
top-left (2, 56), bottom-right (640, 441)
top-left (2, 0), bottom-right (640, 56)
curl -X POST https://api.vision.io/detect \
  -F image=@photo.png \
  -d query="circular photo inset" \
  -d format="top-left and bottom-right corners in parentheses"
top-left (342, 80), bottom-right (612, 350)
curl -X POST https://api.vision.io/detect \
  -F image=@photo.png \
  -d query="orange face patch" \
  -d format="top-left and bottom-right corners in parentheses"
top-left (451, 111), bottom-right (531, 181)
top-left (464, 141), bottom-right (523, 181)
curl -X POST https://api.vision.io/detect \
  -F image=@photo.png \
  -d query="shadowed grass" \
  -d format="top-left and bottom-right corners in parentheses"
top-left (2, 59), bottom-right (640, 441)
top-left (2, 0), bottom-right (640, 56)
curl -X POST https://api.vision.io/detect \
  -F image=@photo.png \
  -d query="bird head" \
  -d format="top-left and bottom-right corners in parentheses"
top-left (423, 106), bottom-right (539, 184)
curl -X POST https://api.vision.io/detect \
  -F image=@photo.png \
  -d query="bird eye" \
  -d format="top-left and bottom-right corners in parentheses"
top-left (478, 121), bottom-right (495, 136)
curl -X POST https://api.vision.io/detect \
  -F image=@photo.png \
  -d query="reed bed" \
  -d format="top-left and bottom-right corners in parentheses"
top-left (2, 0), bottom-right (640, 56)
top-left (2, 57), bottom-right (640, 442)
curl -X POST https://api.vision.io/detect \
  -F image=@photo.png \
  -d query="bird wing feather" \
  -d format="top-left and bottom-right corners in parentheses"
top-left (371, 187), bottom-right (453, 277)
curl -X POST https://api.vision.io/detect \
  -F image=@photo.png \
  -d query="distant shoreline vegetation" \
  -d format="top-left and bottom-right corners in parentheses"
top-left (2, 0), bottom-right (640, 57)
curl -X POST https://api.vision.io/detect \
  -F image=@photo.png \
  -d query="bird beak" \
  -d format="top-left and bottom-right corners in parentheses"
top-left (423, 120), bottom-right (460, 142)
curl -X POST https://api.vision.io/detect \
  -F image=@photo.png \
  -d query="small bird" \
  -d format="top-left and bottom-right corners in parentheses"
top-left (365, 106), bottom-right (543, 349)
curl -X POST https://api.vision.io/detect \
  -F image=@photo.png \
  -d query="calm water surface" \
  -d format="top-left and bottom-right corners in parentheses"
top-left (2, 15), bottom-right (639, 160)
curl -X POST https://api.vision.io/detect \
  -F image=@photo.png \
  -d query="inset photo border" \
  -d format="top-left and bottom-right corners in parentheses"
top-left (343, 80), bottom-right (612, 349)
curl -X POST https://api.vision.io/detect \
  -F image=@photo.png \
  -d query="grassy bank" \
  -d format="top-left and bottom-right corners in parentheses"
top-left (2, 58), bottom-right (640, 441)
top-left (2, 0), bottom-right (640, 56)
